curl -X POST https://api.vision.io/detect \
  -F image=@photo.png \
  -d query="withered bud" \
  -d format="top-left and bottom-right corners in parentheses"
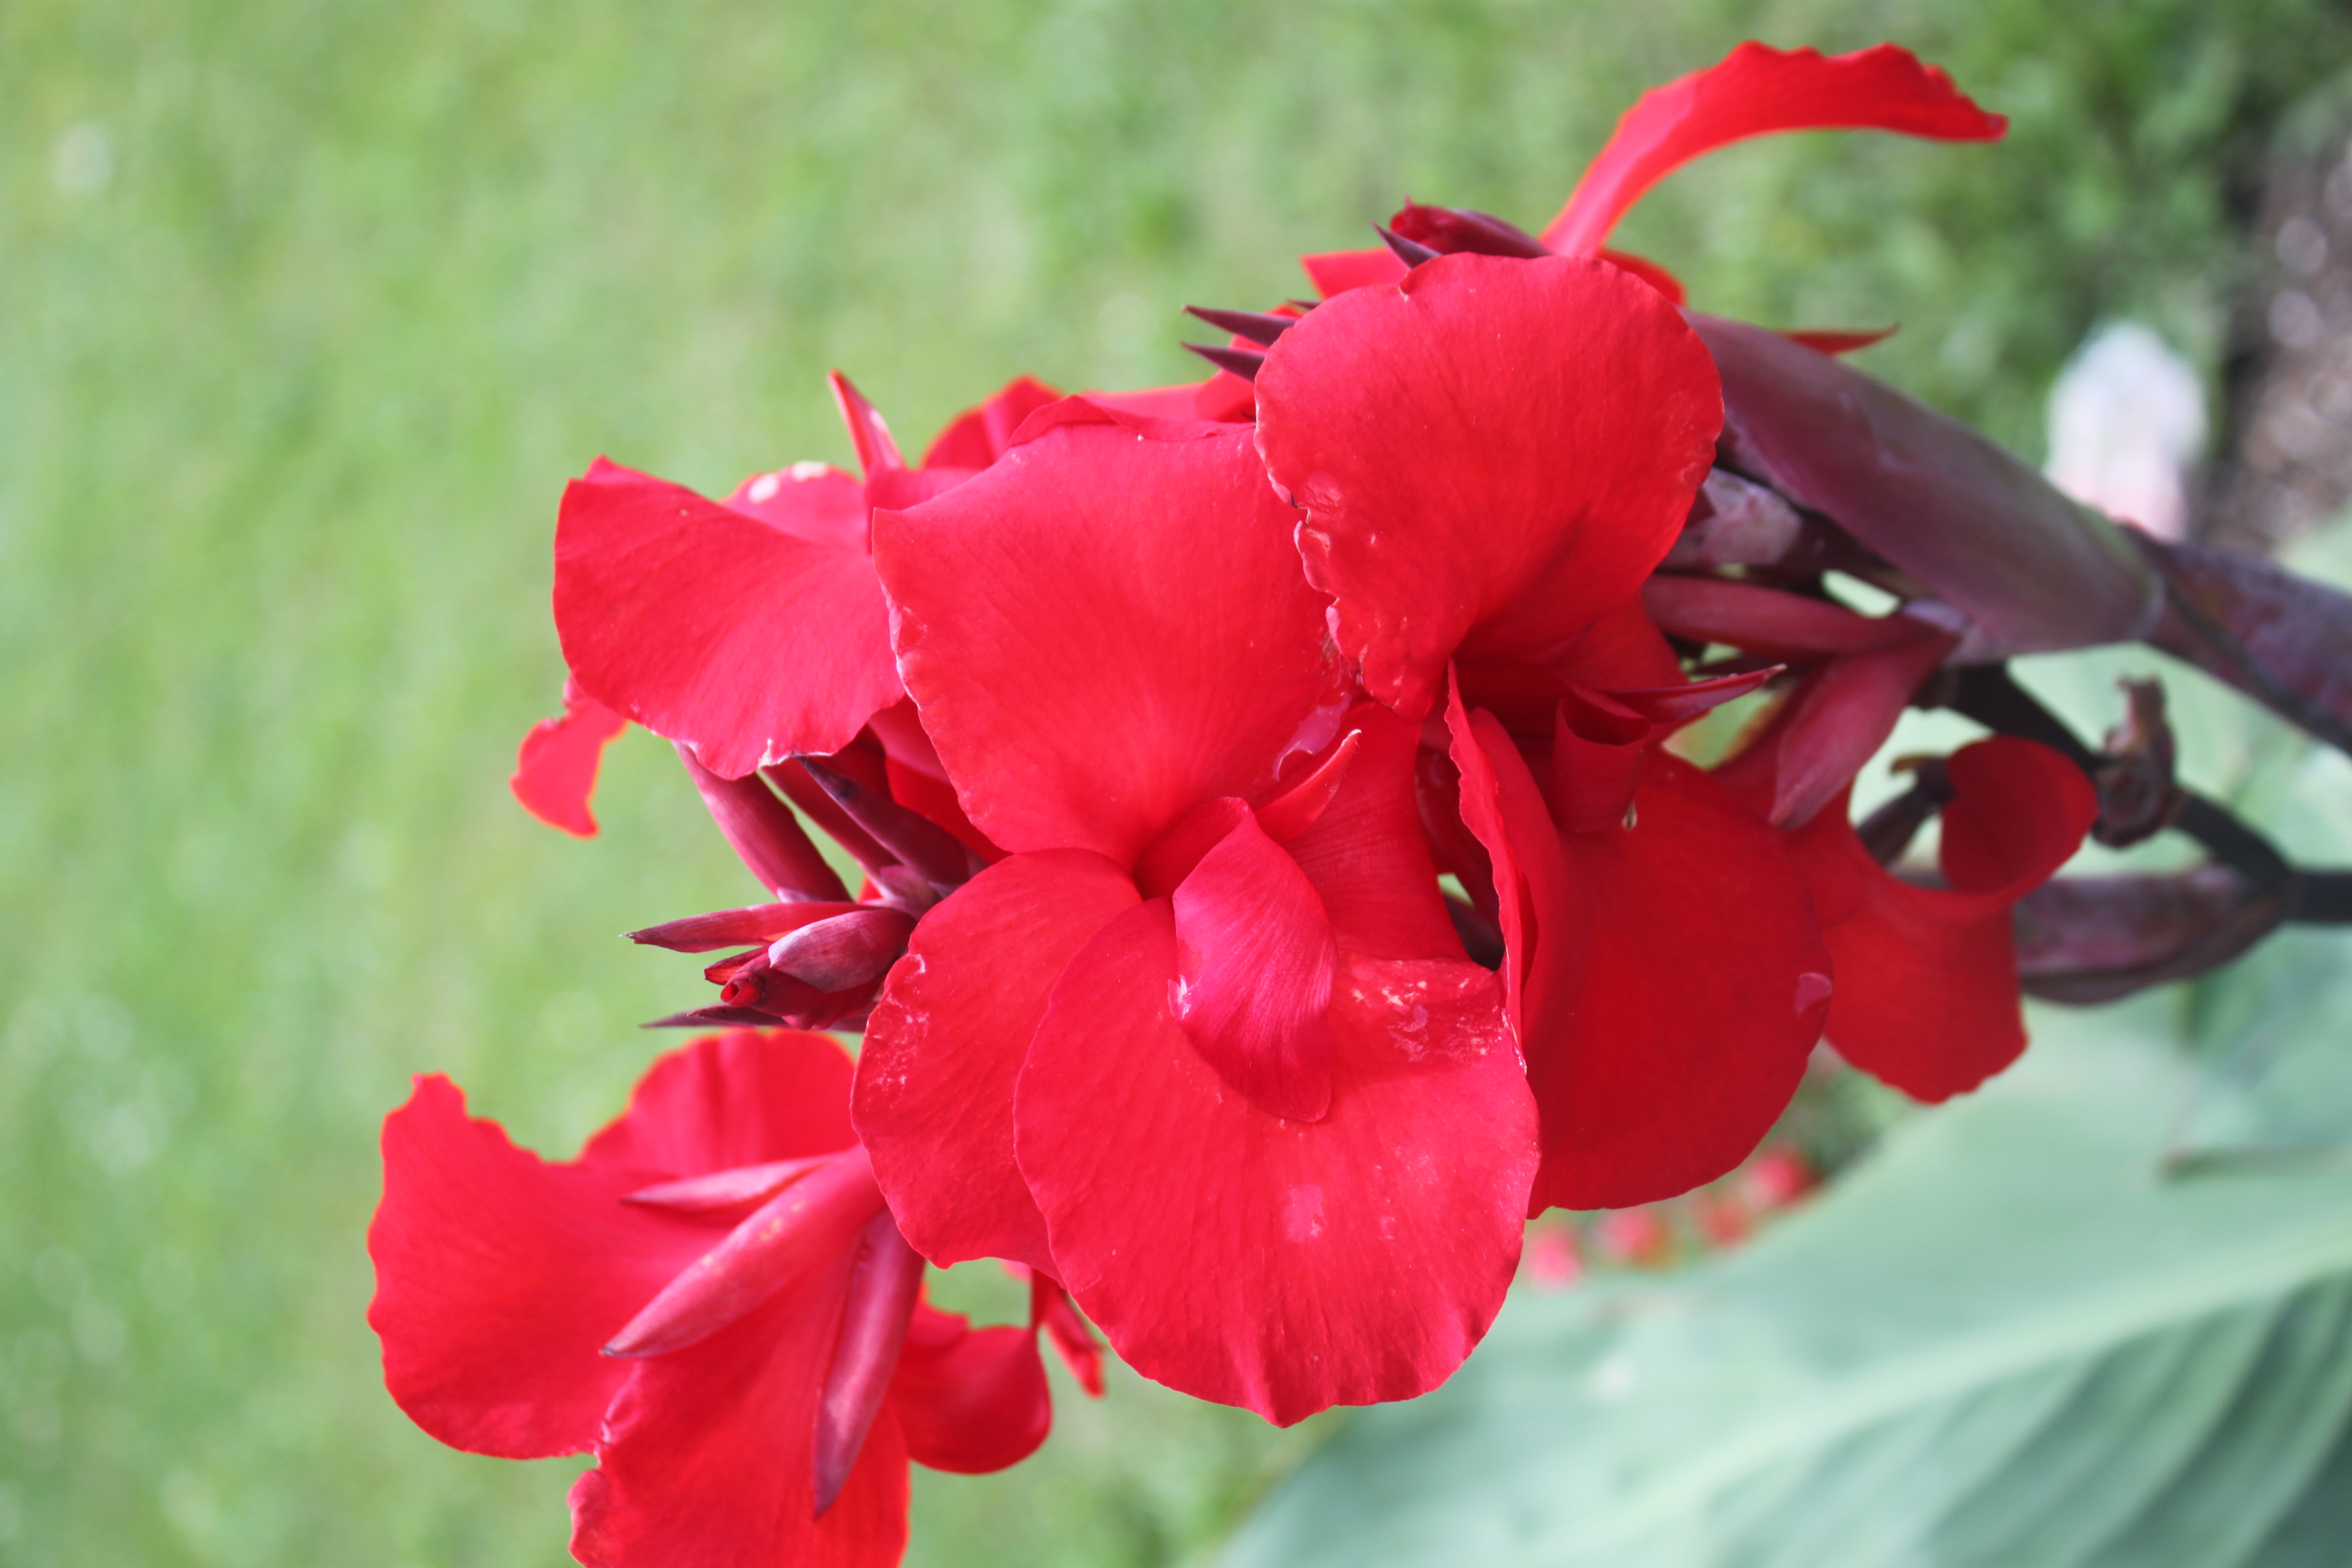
top-left (2090, 678), bottom-right (2186, 849)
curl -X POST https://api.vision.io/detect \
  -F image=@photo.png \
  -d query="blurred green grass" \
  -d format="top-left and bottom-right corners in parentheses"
top-left (3, 1), bottom-right (2349, 1563)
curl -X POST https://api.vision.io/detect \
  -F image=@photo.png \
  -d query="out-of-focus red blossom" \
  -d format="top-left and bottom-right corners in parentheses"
top-left (507, 374), bottom-right (1060, 834)
top-left (1740, 1145), bottom-right (1816, 1211)
top-left (856, 400), bottom-right (1537, 1426)
top-left (1254, 254), bottom-right (1835, 1215)
top-left (1595, 1207), bottom-right (1675, 1269)
top-left (368, 1029), bottom-right (1094, 1568)
top-left (1521, 1226), bottom-right (1583, 1291)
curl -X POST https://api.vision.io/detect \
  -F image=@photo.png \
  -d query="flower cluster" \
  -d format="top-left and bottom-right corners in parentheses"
top-left (374, 41), bottom-right (2114, 1568)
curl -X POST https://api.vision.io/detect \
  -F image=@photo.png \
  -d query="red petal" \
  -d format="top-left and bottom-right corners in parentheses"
top-left (1793, 739), bottom-right (2093, 1101)
top-left (510, 681), bottom-right (630, 837)
top-left (874, 416), bottom-right (1342, 865)
top-left (1300, 247), bottom-right (1408, 298)
top-left (892, 1322), bottom-right (1054, 1473)
top-left (1016, 901), bottom-right (1535, 1424)
top-left (569, 1263), bottom-right (909, 1568)
top-left (367, 1076), bottom-right (712, 1459)
top-left (1171, 812), bottom-right (1338, 1122)
top-left (1280, 703), bottom-right (1466, 960)
top-left (1533, 756), bottom-right (1829, 1210)
top-left (921, 376), bottom-right (1066, 470)
top-left (855, 851), bottom-right (1139, 1272)
top-left (1541, 42), bottom-right (2005, 255)
top-left (1256, 254), bottom-right (1720, 721)
top-left (554, 458), bottom-right (901, 777)
top-left (580, 1027), bottom-right (858, 1175)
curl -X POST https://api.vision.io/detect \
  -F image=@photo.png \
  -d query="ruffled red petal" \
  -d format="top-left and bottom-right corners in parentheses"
top-left (874, 409), bottom-right (1343, 865)
top-left (554, 458), bottom-right (901, 777)
top-left (1793, 738), bottom-right (2095, 1100)
top-left (510, 680), bottom-right (630, 837)
top-left (368, 1076), bottom-right (715, 1459)
top-left (1541, 41), bottom-right (2005, 255)
top-left (1256, 254), bottom-right (1720, 721)
top-left (1015, 900), bottom-right (1535, 1425)
top-left (569, 1266), bottom-right (910, 1568)
top-left (892, 1321), bottom-right (1054, 1474)
top-left (855, 851), bottom-right (1137, 1272)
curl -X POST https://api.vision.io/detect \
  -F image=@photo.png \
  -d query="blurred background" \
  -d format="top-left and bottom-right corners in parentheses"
top-left (9, 1), bottom-right (2352, 1563)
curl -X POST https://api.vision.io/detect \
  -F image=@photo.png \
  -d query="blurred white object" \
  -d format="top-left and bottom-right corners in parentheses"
top-left (2044, 322), bottom-right (2206, 541)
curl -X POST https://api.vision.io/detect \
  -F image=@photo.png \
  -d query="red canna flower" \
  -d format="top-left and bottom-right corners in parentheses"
top-left (1253, 255), bottom-right (1834, 1211)
top-left (854, 401), bottom-right (1537, 1425)
top-left (368, 1028), bottom-right (1090, 1568)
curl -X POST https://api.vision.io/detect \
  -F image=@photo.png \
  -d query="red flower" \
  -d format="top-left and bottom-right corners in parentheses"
top-left (1254, 256), bottom-right (1833, 1211)
top-left (368, 1029), bottom-right (1085, 1568)
top-left (508, 374), bottom-right (1059, 832)
top-left (855, 402), bottom-right (1537, 1425)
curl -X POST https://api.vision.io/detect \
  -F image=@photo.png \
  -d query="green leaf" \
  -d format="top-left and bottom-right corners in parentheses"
top-left (1223, 1005), bottom-right (2352, 1568)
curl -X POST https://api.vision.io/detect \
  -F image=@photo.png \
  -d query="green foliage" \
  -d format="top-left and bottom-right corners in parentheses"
top-left (5, 0), bottom-right (2351, 1563)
